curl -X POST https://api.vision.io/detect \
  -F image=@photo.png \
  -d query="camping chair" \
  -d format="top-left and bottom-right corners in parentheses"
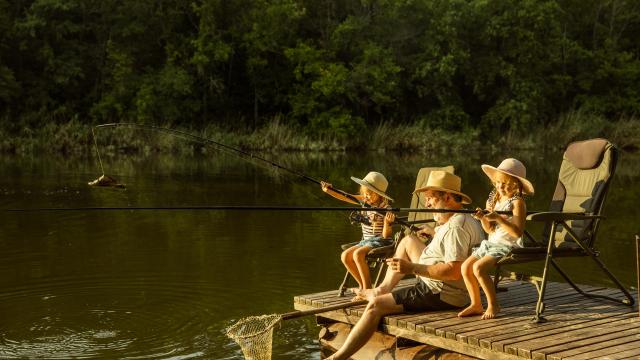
top-left (337, 165), bottom-right (454, 297)
top-left (494, 138), bottom-right (635, 322)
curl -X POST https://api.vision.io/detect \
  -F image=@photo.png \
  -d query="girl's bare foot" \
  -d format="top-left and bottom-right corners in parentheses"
top-left (481, 305), bottom-right (500, 319)
top-left (457, 304), bottom-right (484, 317)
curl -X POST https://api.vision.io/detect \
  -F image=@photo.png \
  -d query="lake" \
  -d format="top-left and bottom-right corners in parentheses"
top-left (0, 148), bottom-right (638, 359)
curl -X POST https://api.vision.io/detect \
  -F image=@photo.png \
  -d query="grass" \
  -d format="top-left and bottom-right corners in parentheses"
top-left (0, 111), bottom-right (637, 156)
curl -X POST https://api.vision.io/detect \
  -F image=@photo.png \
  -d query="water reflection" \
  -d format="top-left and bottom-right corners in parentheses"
top-left (0, 150), bottom-right (638, 359)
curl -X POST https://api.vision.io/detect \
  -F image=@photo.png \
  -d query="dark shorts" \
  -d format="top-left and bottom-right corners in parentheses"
top-left (392, 280), bottom-right (460, 313)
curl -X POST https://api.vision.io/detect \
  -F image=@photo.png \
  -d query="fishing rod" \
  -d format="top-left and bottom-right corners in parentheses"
top-left (4, 206), bottom-right (580, 216)
top-left (94, 122), bottom-right (324, 185)
top-left (92, 123), bottom-right (418, 229)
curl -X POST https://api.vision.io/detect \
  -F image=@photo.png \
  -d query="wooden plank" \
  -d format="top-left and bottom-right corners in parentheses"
top-left (440, 290), bottom-right (596, 341)
top-left (386, 326), bottom-right (522, 360)
top-left (563, 339), bottom-right (640, 359)
top-left (533, 324), bottom-right (638, 360)
top-left (466, 288), bottom-right (629, 349)
top-left (481, 300), bottom-right (632, 351)
top-left (421, 288), bottom-right (591, 339)
top-left (549, 332), bottom-right (640, 360)
top-left (520, 315), bottom-right (639, 359)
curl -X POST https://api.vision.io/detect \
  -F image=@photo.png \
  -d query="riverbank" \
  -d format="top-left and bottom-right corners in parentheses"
top-left (0, 111), bottom-right (637, 156)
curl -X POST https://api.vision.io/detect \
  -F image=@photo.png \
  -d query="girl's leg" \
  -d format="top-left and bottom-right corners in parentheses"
top-left (472, 256), bottom-right (500, 319)
top-left (457, 256), bottom-right (484, 317)
top-left (341, 245), bottom-right (364, 290)
top-left (353, 246), bottom-right (373, 290)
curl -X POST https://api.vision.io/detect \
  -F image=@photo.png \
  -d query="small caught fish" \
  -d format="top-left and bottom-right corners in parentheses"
top-left (88, 174), bottom-right (126, 189)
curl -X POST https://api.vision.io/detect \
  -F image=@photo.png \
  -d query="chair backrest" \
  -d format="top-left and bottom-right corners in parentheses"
top-left (407, 166), bottom-right (455, 235)
top-left (547, 138), bottom-right (618, 248)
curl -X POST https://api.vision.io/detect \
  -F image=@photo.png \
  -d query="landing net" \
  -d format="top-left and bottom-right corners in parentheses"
top-left (226, 314), bottom-right (282, 360)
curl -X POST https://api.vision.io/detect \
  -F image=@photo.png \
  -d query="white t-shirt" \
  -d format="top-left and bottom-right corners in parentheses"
top-left (418, 213), bottom-right (484, 307)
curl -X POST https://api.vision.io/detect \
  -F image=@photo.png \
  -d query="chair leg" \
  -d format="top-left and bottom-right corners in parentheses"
top-left (338, 271), bottom-right (350, 297)
top-left (532, 222), bottom-right (557, 323)
top-left (373, 259), bottom-right (387, 287)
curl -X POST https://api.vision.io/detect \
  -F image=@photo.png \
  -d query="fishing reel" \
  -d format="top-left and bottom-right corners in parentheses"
top-left (348, 211), bottom-right (371, 226)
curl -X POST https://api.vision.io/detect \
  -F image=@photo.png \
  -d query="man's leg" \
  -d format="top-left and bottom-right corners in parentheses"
top-left (360, 234), bottom-right (426, 297)
top-left (327, 293), bottom-right (403, 360)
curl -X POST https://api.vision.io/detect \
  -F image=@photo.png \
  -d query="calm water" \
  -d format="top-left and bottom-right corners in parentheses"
top-left (0, 150), bottom-right (638, 359)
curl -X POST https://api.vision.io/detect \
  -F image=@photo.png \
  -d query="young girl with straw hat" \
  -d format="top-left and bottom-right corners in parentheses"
top-left (458, 158), bottom-right (534, 320)
top-left (321, 172), bottom-right (395, 299)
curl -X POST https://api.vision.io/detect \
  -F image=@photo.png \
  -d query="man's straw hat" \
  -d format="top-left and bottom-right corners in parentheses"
top-left (413, 170), bottom-right (472, 204)
top-left (351, 172), bottom-right (394, 202)
top-left (481, 158), bottom-right (534, 195)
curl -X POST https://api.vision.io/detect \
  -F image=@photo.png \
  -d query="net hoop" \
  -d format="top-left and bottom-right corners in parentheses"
top-left (226, 314), bottom-right (282, 340)
top-left (226, 314), bottom-right (282, 360)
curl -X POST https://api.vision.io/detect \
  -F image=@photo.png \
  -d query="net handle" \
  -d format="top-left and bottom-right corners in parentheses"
top-left (281, 300), bottom-right (368, 321)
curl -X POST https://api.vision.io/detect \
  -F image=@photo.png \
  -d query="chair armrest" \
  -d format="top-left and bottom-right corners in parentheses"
top-left (526, 212), bottom-right (604, 222)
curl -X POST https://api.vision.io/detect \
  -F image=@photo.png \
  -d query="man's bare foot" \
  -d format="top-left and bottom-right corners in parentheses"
top-left (481, 305), bottom-right (500, 320)
top-left (457, 304), bottom-right (484, 317)
top-left (351, 294), bottom-right (367, 302)
top-left (355, 287), bottom-right (380, 301)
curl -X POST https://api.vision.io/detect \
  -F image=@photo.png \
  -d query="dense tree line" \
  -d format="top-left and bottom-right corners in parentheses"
top-left (1, 0), bottom-right (639, 141)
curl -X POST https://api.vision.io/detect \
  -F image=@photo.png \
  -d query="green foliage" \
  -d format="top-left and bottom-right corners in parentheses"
top-left (0, 0), bottom-right (639, 146)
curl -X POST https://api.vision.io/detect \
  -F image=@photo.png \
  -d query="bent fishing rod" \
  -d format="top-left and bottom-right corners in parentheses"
top-left (93, 123), bottom-right (418, 229)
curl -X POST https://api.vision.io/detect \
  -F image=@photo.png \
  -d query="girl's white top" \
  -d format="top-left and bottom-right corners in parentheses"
top-left (487, 196), bottom-right (523, 248)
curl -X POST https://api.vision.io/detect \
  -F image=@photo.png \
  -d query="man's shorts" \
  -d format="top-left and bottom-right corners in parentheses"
top-left (391, 280), bottom-right (460, 312)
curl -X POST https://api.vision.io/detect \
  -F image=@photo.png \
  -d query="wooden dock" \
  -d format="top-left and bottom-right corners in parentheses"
top-left (294, 278), bottom-right (640, 360)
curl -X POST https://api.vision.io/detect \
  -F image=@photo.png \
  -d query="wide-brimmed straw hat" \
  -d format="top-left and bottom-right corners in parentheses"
top-left (413, 170), bottom-right (472, 204)
top-left (351, 172), bottom-right (394, 202)
top-left (481, 158), bottom-right (535, 195)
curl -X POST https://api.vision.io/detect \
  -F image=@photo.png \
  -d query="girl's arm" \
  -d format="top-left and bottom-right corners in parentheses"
top-left (487, 198), bottom-right (526, 238)
top-left (320, 181), bottom-right (362, 205)
top-left (474, 205), bottom-right (494, 234)
top-left (382, 212), bottom-right (395, 238)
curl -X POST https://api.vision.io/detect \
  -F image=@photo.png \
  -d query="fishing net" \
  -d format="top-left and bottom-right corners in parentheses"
top-left (226, 314), bottom-right (282, 360)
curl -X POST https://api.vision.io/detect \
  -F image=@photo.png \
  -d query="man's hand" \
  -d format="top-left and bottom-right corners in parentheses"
top-left (386, 257), bottom-right (415, 274)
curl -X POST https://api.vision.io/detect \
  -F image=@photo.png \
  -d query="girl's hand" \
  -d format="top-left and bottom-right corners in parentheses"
top-left (320, 181), bottom-right (332, 192)
top-left (484, 210), bottom-right (501, 221)
top-left (384, 212), bottom-right (395, 225)
top-left (473, 207), bottom-right (487, 219)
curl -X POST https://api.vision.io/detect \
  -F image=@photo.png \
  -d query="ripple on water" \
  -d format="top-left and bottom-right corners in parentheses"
top-left (0, 274), bottom-right (232, 359)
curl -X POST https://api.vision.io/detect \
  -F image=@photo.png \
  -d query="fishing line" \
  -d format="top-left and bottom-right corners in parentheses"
top-left (92, 123), bottom-right (419, 229)
top-left (91, 127), bottom-right (105, 176)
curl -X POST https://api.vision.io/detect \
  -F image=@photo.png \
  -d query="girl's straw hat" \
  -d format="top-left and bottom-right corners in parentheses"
top-left (481, 158), bottom-right (535, 195)
top-left (413, 170), bottom-right (472, 204)
top-left (351, 172), bottom-right (394, 202)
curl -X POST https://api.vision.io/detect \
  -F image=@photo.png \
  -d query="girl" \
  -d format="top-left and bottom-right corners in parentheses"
top-left (321, 171), bottom-right (395, 298)
top-left (458, 158), bottom-right (534, 319)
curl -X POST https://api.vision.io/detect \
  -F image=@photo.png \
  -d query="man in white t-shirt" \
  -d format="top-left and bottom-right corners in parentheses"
top-left (328, 171), bottom-right (483, 360)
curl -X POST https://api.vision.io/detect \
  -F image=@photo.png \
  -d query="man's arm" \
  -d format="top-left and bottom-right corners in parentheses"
top-left (387, 258), bottom-right (462, 281)
top-left (411, 261), bottom-right (462, 281)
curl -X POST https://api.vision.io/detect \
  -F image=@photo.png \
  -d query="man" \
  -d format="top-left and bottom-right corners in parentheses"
top-left (328, 170), bottom-right (483, 360)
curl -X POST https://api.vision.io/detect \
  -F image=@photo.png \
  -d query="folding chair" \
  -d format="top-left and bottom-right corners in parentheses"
top-left (337, 165), bottom-right (454, 297)
top-left (494, 138), bottom-right (635, 322)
